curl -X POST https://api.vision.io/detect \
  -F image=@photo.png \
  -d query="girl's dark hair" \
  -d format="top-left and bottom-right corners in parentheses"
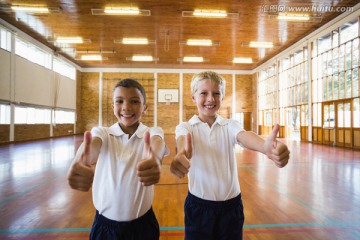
top-left (113, 78), bottom-right (146, 104)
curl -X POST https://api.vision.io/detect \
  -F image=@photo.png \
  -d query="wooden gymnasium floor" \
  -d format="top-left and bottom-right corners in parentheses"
top-left (0, 134), bottom-right (360, 240)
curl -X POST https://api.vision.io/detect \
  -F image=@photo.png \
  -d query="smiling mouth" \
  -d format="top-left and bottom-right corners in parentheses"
top-left (204, 105), bottom-right (215, 109)
top-left (121, 114), bottom-right (134, 118)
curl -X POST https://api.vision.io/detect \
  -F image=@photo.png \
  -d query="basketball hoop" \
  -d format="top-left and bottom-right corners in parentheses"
top-left (165, 99), bottom-right (171, 105)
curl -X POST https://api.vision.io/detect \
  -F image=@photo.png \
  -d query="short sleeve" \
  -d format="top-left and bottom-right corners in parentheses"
top-left (149, 126), bottom-right (170, 157)
top-left (149, 126), bottom-right (165, 139)
top-left (91, 126), bottom-right (107, 142)
top-left (175, 122), bottom-right (190, 139)
top-left (228, 120), bottom-right (244, 144)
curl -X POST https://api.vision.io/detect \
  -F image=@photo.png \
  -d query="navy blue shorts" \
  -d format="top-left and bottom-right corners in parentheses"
top-left (184, 192), bottom-right (244, 240)
top-left (89, 207), bottom-right (159, 240)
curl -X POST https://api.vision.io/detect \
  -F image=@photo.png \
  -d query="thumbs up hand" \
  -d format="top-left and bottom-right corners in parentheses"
top-left (264, 124), bottom-right (290, 168)
top-left (67, 131), bottom-right (96, 191)
top-left (137, 131), bottom-right (162, 186)
top-left (170, 133), bottom-right (193, 178)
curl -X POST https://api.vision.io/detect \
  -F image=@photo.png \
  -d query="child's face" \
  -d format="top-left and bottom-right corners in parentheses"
top-left (192, 79), bottom-right (222, 122)
top-left (112, 86), bottom-right (147, 135)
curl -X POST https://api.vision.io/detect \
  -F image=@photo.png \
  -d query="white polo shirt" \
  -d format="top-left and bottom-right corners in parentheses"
top-left (91, 122), bottom-right (167, 221)
top-left (175, 115), bottom-right (244, 201)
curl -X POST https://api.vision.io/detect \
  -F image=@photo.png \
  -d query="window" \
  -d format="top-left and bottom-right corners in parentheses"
top-left (354, 98), bottom-right (360, 128)
top-left (53, 58), bottom-right (76, 80)
top-left (15, 37), bottom-right (51, 69)
top-left (0, 28), bottom-right (11, 51)
top-left (54, 110), bottom-right (75, 124)
top-left (0, 104), bottom-right (10, 124)
top-left (14, 106), bottom-right (51, 124)
top-left (340, 21), bottom-right (359, 44)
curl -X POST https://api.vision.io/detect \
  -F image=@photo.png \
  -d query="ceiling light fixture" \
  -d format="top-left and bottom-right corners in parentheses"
top-left (0, 5), bottom-right (61, 13)
top-left (126, 55), bottom-right (157, 62)
top-left (55, 37), bottom-right (89, 44)
top-left (114, 38), bottom-right (156, 45)
top-left (182, 9), bottom-right (238, 18)
top-left (79, 55), bottom-right (105, 61)
top-left (277, 13), bottom-right (310, 21)
top-left (11, 6), bottom-right (49, 13)
top-left (76, 50), bottom-right (116, 54)
top-left (178, 57), bottom-right (208, 63)
top-left (92, 7), bottom-right (150, 16)
top-left (232, 57), bottom-right (253, 64)
top-left (179, 39), bottom-right (218, 46)
top-left (242, 41), bottom-right (274, 48)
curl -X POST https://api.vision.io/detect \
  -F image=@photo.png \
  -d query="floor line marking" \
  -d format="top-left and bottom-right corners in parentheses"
top-left (1, 222), bottom-right (360, 234)
top-left (0, 176), bottom-right (57, 206)
top-left (242, 166), bottom-right (337, 222)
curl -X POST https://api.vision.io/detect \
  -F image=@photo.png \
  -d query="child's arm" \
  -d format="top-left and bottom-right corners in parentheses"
top-left (137, 131), bottom-right (167, 186)
top-left (67, 131), bottom-right (101, 191)
top-left (236, 124), bottom-right (289, 168)
top-left (170, 133), bottom-right (192, 178)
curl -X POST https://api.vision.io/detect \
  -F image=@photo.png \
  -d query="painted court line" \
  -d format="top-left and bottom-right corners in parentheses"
top-left (1, 222), bottom-right (360, 234)
top-left (241, 166), bottom-right (337, 222)
top-left (0, 176), bottom-right (57, 206)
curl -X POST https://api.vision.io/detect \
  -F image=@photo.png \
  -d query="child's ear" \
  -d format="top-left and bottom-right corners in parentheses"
top-left (191, 95), bottom-right (196, 103)
top-left (143, 104), bottom-right (148, 114)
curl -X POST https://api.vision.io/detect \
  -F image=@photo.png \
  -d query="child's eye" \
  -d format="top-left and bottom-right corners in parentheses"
top-left (115, 100), bottom-right (123, 104)
top-left (214, 92), bottom-right (221, 96)
top-left (131, 99), bottom-right (141, 104)
top-left (200, 92), bottom-right (207, 95)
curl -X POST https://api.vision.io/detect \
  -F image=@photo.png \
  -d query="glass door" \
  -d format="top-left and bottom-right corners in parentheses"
top-left (323, 102), bottom-right (335, 145)
top-left (336, 100), bottom-right (352, 147)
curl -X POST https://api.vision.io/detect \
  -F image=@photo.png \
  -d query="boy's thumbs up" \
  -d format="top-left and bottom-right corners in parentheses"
top-left (268, 124), bottom-right (280, 148)
top-left (81, 131), bottom-right (92, 165)
top-left (185, 132), bottom-right (193, 159)
top-left (264, 124), bottom-right (290, 168)
top-left (137, 131), bottom-right (161, 186)
top-left (170, 133), bottom-right (192, 178)
top-left (142, 130), bottom-right (151, 159)
top-left (67, 131), bottom-right (95, 191)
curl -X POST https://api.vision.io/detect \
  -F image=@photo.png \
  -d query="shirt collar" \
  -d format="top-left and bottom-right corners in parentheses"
top-left (188, 115), bottom-right (228, 126)
top-left (108, 122), bottom-right (147, 138)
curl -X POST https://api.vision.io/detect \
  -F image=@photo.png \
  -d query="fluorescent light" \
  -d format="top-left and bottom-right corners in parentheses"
top-left (104, 7), bottom-right (139, 15)
top-left (56, 37), bottom-right (84, 44)
top-left (193, 9), bottom-right (227, 17)
top-left (131, 55), bottom-right (154, 61)
top-left (92, 7), bottom-right (150, 16)
top-left (186, 39), bottom-right (212, 46)
top-left (183, 57), bottom-right (204, 62)
top-left (11, 6), bottom-right (49, 13)
top-left (80, 55), bottom-right (103, 61)
top-left (278, 13), bottom-right (310, 21)
top-left (182, 10), bottom-right (238, 18)
top-left (233, 57), bottom-right (253, 64)
top-left (122, 38), bottom-right (148, 44)
top-left (249, 41), bottom-right (274, 48)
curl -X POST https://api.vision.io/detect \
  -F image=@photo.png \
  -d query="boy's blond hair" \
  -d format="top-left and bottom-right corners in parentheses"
top-left (190, 71), bottom-right (226, 97)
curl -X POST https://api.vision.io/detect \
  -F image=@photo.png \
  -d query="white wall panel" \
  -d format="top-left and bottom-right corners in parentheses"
top-left (14, 56), bottom-right (52, 106)
top-left (54, 74), bottom-right (76, 109)
top-left (0, 49), bottom-right (11, 101)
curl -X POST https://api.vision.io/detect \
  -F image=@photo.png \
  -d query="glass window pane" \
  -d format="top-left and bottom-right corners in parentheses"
top-left (339, 45), bottom-right (345, 72)
top-left (354, 98), bottom-right (360, 127)
top-left (353, 67), bottom-right (359, 98)
top-left (334, 74), bottom-right (339, 100)
top-left (339, 72), bottom-right (345, 99)
top-left (353, 38), bottom-right (359, 69)
top-left (340, 21), bottom-right (358, 44)
top-left (338, 103), bottom-right (344, 127)
top-left (346, 70), bottom-right (352, 98)
top-left (344, 103), bottom-right (351, 128)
